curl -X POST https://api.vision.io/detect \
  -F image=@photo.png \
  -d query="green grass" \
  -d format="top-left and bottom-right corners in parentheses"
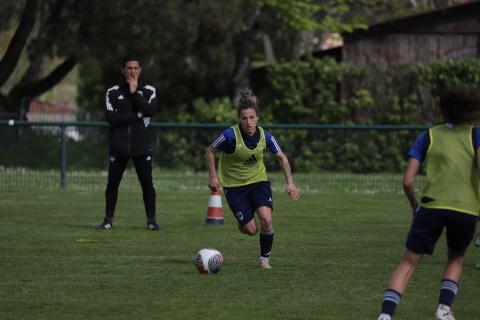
top-left (0, 189), bottom-right (479, 319)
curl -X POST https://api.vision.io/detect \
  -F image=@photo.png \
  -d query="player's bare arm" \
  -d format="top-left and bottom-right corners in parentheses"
top-left (275, 151), bottom-right (299, 200)
top-left (402, 157), bottom-right (420, 215)
top-left (206, 145), bottom-right (220, 192)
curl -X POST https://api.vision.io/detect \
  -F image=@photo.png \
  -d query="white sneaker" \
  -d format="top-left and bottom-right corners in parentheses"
top-left (259, 257), bottom-right (271, 269)
top-left (377, 313), bottom-right (391, 320)
top-left (436, 304), bottom-right (455, 320)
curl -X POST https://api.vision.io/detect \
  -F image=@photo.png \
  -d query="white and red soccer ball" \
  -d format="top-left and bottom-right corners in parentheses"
top-left (194, 248), bottom-right (224, 274)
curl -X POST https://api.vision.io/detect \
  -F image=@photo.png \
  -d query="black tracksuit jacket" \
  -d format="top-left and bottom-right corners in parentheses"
top-left (104, 81), bottom-right (157, 156)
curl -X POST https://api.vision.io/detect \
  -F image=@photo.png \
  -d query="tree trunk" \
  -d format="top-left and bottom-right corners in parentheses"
top-left (261, 33), bottom-right (275, 63)
top-left (0, 0), bottom-right (38, 87)
top-left (18, 55), bottom-right (49, 86)
top-left (7, 56), bottom-right (77, 115)
top-left (232, 5), bottom-right (261, 100)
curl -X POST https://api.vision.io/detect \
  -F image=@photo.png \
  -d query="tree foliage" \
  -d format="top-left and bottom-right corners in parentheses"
top-left (0, 0), bottom-right (470, 119)
top-left (1, 0), bottom-right (369, 118)
top-left (0, 0), bottom-right (93, 116)
top-left (264, 57), bottom-right (480, 125)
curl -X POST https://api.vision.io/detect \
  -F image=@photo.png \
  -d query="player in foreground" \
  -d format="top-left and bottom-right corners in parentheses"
top-left (206, 88), bottom-right (300, 269)
top-left (377, 88), bottom-right (480, 320)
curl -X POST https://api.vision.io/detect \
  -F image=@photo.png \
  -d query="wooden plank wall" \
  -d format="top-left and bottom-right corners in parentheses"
top-left (344, 34), bottom-right (478, 66)
top-left (342, 5), bottom-right (480, 66)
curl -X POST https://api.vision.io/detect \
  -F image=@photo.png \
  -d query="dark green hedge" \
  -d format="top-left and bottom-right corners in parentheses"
top-left (3, 59), bottom-right (479, 173)
top-left (262, 57), bottom-right (480, 125)
top-left (254, 58), bottom-right (480, 172)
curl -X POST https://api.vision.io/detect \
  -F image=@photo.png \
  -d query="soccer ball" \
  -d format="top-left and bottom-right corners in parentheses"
top-left (194, 248), bottom-right (224, 274)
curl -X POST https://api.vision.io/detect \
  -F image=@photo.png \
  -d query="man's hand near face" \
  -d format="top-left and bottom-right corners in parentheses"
top-left (127, 76), bottom-right (138, 93)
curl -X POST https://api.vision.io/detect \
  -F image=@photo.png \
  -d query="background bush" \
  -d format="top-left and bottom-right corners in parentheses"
top-left (262, 57), bottom-right (480, 125)
top-left (5, 59), bottom-right (479, 174)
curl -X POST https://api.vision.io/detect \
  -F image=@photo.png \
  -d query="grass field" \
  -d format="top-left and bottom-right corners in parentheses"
top-left (1, 188), bottom-right (479, 320)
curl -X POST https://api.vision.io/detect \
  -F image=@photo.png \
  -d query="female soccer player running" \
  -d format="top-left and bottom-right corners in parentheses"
top-left (378, 88), bottom-right (480, 320)
top-left (206, 89), bottom-right (300, 269)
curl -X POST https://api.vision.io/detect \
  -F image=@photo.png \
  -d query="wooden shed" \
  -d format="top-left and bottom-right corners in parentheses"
top-left (342, 1), bottom-right (480, 66)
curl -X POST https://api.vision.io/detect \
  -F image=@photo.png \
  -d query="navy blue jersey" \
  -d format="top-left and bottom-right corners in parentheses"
top-left (408, 125), bottom-right (480, 162)
top-left (210, 126), bottom-right (281, 155)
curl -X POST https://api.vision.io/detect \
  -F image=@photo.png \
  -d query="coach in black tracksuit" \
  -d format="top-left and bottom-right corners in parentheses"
top-left (99, 57), bottom-right (160, 231)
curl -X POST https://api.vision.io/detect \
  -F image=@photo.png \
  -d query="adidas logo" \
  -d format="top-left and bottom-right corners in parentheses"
top-left (243, 155), bottom-right (257, 166)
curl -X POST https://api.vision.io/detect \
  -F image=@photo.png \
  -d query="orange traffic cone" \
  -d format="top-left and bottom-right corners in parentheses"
top-left (205, 190), bottom-right (224, 225)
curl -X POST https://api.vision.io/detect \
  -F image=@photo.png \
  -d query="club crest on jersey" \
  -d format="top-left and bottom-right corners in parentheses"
top-left (235, 211), bottom-right (244, 221)
top-left (243, 154), bottom-right (257, 166)
top-left (143, 117), bottom-right (151, 127)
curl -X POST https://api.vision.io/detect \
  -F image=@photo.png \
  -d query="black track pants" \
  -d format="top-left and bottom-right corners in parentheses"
top-left (105, 155), bottom-right (156, 221)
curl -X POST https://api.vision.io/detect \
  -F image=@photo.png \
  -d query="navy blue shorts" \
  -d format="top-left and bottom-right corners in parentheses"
top-left (223, 181), bottom-right (273, 226)
top-left (405, 207), bottom-right (477, 255)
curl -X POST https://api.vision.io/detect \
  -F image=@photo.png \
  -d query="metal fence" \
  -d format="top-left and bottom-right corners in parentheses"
top-left (0, 120), bottom-right (429, 192)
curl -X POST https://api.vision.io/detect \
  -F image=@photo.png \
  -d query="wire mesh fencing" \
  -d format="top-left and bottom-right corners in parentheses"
top-left (0, 120), bottom-right (428, 193)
